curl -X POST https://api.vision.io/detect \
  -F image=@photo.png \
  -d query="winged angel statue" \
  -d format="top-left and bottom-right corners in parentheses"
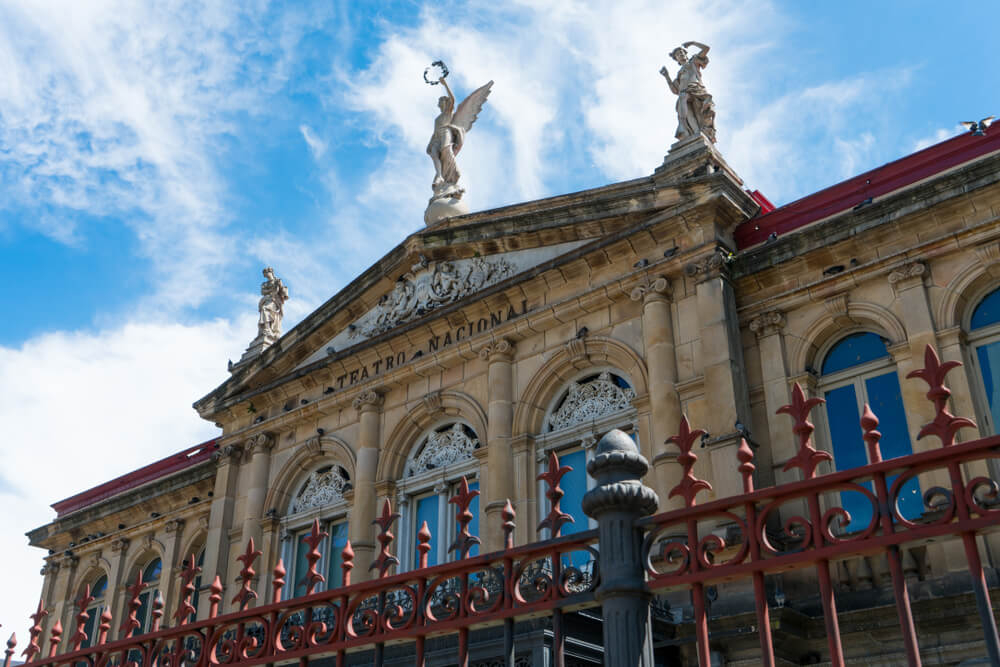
top-left (424, 66), bottom-right (493, 223)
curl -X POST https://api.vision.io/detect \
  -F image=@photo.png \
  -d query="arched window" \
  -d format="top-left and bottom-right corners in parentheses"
top-left (79, 574), bottom-right (108, 649)
top-left (280, 464), bottom-right (352, 598)
top-left (818, 332), bottom-right (920, 530)
top-left (398, 422), bottom-right (480, 570)
top-left (538, 370), bottom-right (637, 536)
top-left (969, 287), bottom-right (1000, 434)
top-left (131, 557), bottom-right (161, 634)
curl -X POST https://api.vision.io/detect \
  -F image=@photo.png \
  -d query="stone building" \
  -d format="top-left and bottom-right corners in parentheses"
top-left (26, 124), bottom-right (1000, 664)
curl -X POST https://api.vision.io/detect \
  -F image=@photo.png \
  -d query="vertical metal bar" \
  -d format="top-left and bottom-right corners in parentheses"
top-left (551, 609), bottom-right (565, 667)
top-left (815, 559), bottom-right (845, 667)
top-left (751, 572), bottom-right (775, 667)
top-left (374, 590), bottom-right (385, 667)
top-left (415, 635), bottom-right (425, 667)
top-left (691, 582), bottom-right (711, 667)
top-left (961, 531), bottom-right (1000, 664)
top-left (458, 627), bottom-right (469, 667)
top-left (503, 617), bottom-right (514, 667)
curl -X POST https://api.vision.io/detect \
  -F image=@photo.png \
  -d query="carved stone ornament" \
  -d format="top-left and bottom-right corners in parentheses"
top-left (975, 242), bottom-right (1000, 266)
top-left (565, 338), bottom-right (588, 364)
top-left (479, 338), bottom-right (515, 362)
top-left (245, 432), bottom-right (275, 455)
top-left (405, 423), bottom-right (480, 477)
top-left (748, 310), bottom-right (786, 337)
top-left (684, 249), bottom-right (728, 278)
top-left (351, 256), bottom-right (515, 340)
top-left (422, 391), bottom-right (443, 414)
top-left (212, 444), bottom-right (244, 464)
top-left (164, 519), bottom-right (185, 534)
top-left (546, 371), bottom-right (636, 432)
top-left (630, 276), bottom-right (671, 302)
top-left (352, 389), bottom-right (384, 412)
top-left (289, 465), bottom-right (352, 514)
top-left (111, 538), bottom-right (130, 554)
top-left (888, 261), bottom-right (927, 286)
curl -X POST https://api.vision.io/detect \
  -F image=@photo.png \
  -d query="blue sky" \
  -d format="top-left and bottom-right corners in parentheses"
top-left (1, 0), bottom-right (996, 632)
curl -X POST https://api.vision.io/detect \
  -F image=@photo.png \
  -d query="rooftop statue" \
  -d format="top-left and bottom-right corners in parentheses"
top-left (660, 41), bottom-right (716, 144)
top-left (423, 60), bottom-right (493, 224)
top-left (258, 266), bottom-right (289, 343)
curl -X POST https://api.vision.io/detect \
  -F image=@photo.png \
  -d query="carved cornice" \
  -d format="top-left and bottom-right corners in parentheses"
top-left (629, 275), bottom-right (671, 303)
top-left (748, 310), bottom-right (786, 338)
top-left (887, 261), bottom-right (927, 288)
top-left (352, 388), bottom-right (384, 413)
top-left (245, 432), bottom-right (276, 456)
top-left (479, 338), bottom-right (515, 362)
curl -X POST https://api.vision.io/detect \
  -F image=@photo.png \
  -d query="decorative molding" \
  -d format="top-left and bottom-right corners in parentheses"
top-left (546, 371), bottom-right (636, 432)
top-left (565, 338), bottom-right (588, 365)
top-left (975, 242), bottom-right (1000, 267)
top-left (823, 293), bottom-right (853, 327)
top-left (350, 256), bottom-right (515, 340)
top-left (212, 443), bottom-right (244, 464)
top-left (63, 555), bottom-right (80, 570)
top-left (580, 434), bottom-right (599, 450)
top-left (352, 389), bottom-right (384, 413)
top-left (748, 310), bottom-right (786, 338)
top-left (887, 261), bottom-right (927, 287)
top-left (111, 538), bottom-right (130, 554)
top-left (164, 519), bottom-right (185, 534)
top-left (422, 391), bottom-right (443, 415)
top-left (629, 275), bottom-right (671, 303)
top-left (405, 423), bottom-right (480, 477)
top-left (479, 338), bottom-right (515, 362)
top-left (289, 465), bottom-right (352, 514)
top-left (683, 249), bottom-right (729, 279)
top-left (245, 432), bottom-right (275, 456)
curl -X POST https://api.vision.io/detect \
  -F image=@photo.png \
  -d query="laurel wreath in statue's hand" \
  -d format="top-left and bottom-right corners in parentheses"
top-left (423, 60), bottom-right (449, 85)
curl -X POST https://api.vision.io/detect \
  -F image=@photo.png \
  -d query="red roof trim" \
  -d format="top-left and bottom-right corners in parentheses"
top-left (51, 439), bottom-right (219, 517)
top-left (735, 126), bottom-right (1000, 249)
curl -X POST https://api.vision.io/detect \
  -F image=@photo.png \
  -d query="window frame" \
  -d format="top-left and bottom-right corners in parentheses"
top-left (966, 286), bottom-right (1000, 436)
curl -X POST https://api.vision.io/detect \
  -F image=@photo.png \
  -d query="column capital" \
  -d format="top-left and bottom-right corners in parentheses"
top-left (245, 431), bottom-right (276, 456)
top-left (164, 519), bottom-right (185, 534)
top-left (352, 388), bottom-right (384, 413)
top-left (748, 310), bottom-right (786, 338)
top-left (373, 479), bottom-right (396, 499)
top-left (683, 247), bottom-right (732, 281)
top-left (211, 443), bottom-right (244, 464)
top-left (630, 275), bottom-right (671, 304)
top-left (479, 338), bottom-right (516, 362)
top-left (110, 538), bottom-right (130, 554)
top-left (887, 261), bottom-right (927, 290)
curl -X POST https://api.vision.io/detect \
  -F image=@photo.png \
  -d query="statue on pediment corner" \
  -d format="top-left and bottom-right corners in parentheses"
top-left (660, 41), bottom-right (716, 144)
top-left (258, 267), bottom-right (289, 343)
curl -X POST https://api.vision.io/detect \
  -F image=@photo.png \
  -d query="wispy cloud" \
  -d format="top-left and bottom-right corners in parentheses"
top-left (913, 127), bottom-right (956, 152)
top-left (300, 124), bottom-right (328, 159)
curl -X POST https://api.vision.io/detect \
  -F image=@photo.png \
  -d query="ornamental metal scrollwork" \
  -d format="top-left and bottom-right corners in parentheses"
top-left (289, 466), bottom-right (352, 514)
top-left (351, 257), bottom-right (515, 339)
top-left (546, 371), bottom-right (635, 432)
top-left (405, 423), bottom-right (480, 477)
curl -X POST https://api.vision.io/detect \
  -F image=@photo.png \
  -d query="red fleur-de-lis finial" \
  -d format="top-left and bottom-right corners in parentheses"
top-left (502, 499), bottom-right (516, 550)
top-left (71, 585), bottom-right (96, 650)
top-left (150, 591), bottom-right (164, 632)
top-left (448, 476), bottom-right (481, 559)
top-left (537, 451), bottom-right (574, 537)
top-left (341, 541), bottom-right (355, 587)
top-left (778, 383), bottom-right (832, 480)
top-left (22, 599), bottom-right (47, 663)
top-left (272, 558), bottom-right (286, 604)
top-left (302, 519), bottom-right (329, 595)
top-left (173, 553), bottom-right (201, 625)
top-left (369, 499), bottom-right (401, 578)
top-left (45, 621), bottom-right (61, 658)
top-left (4, 633), bottom-right (16, 667)
top-left (737, 438), bottom-right (756, 494)
top-left (119, 570), bottom-right (146, 638)
top-left (667, 415), bottom-right (712, 506)
top-left (906, 344), bottom-right (977, 447)
top-left (231, 537), bottom-right (263, 609)
top-left (417, 521), bottom-right (432, 569)
top-left (208, 575), bottom-right (223, 618)
top-left (96, 608), bottom-right (111, 645)
top-left (860, 404), bottom-right (882, 463)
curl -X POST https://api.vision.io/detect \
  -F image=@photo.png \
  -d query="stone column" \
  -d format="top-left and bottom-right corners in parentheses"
top-left (240, 433), bottom-right (276, 556)
top-left (106, 538), bottom-right (129, 639)
top-left (510, 435), bottom-right (535, 546)
top-left (199, 443), bottom-right (242, 619)
top-left (582, 429), bottom-right (659, 667)
top-left (688, 257), bottom-right (752, 498)
top-left (46, 554), bottom-right (77, 654)
top-left (480, 339), bottom-right (516, 551)
top-left (160, 520), bottom-right (185, 615)
top-left (630, 276), bottom-right (683, 507)
top-left (350, 389), bottom-right (383, 582)
top-left (750, 310), bottom-right (789, 488)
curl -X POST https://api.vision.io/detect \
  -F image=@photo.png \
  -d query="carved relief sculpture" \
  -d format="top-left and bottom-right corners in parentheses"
top-left (405, 423), bottom-right (480, 477)
top-left (546, 371), bottom-right (636, 431)
top-left (289, 466), bottom-right (352, 514)
top-left (659, 41), bottom-right (716, 144)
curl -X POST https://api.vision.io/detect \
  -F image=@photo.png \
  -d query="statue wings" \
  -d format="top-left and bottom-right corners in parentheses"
top-left (452, 80), bottom-right (493, 136)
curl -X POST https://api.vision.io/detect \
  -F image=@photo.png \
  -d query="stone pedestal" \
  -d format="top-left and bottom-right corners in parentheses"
top-left (654, 132), bottom-right (742, 186)
top-left (424, 195), bottom-right (469, 225)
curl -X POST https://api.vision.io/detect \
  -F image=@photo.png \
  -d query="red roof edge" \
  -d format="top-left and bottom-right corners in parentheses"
top-left (734, 125), bottom-right (1000, 249)
top-left (51, 439), bottom-right (219, 517)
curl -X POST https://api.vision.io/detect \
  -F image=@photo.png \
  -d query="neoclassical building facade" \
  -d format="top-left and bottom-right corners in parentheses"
top-left (27, 127), bottom-right (1000, 664)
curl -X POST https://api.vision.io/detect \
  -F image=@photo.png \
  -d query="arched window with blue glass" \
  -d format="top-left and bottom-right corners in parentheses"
top-left (78, 573), bottom-right (108, 649)
top-left (818, 332), bottom-right (921, 531)
top-left (538, 369), bottom-right (638, 542)
top-left (969, 287), bottom-right (1000, 434)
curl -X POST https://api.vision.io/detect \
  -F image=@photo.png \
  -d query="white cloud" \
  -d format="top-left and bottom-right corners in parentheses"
top-left (300, 124), bottom-right (328, 159)
top-left (0, 317), bottom-right (248, 633)
top-left (913, 127), bottom-right (956, 152)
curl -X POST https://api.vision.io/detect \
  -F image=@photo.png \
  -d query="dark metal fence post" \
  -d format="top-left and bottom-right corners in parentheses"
top-left (582, 429), bottom-right (659, 667)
